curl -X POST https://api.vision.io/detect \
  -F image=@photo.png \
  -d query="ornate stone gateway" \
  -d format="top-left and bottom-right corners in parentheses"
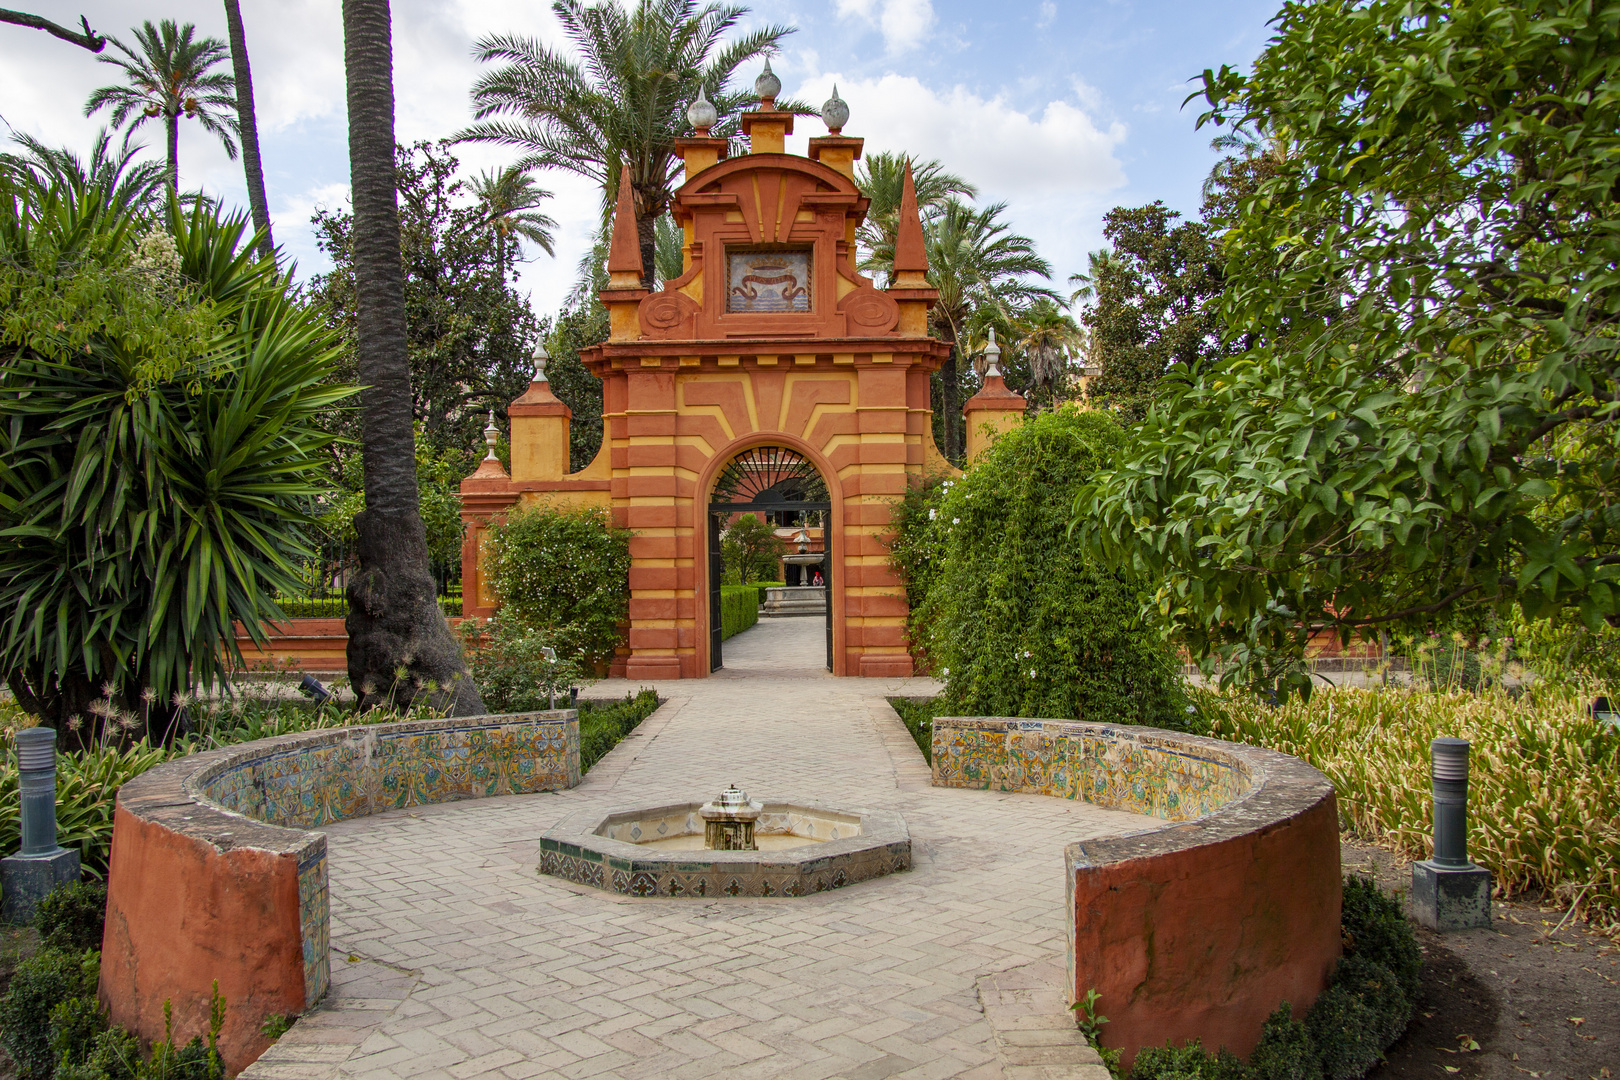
top-left (708, 444), bottom-right (832, 670)
top-left (458, 73), bottom-right (1030, 678)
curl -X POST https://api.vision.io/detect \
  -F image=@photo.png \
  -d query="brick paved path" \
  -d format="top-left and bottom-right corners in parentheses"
top-left (245, 619), bottom-right (1149, 1080)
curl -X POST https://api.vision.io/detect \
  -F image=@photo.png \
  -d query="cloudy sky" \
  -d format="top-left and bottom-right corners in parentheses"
top-left (0, 0), bottom-right (1281, 312)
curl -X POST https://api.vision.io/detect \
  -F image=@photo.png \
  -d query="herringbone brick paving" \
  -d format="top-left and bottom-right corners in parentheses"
top-left (242, 619), bottom-right (1142, 1080)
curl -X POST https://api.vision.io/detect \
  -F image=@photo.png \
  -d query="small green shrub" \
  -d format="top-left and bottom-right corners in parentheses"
top-left (1133, 1041), bottom-right (1251, 1080)
top-left (35, 881), bottom-right (106, 953)
top-left (482, 503), bottom-right (631, 668)
top-left (53, 1025), bottom-right (140, 1080)
top-left (0, 947), bottom-right (99, 1080)
top-left (721, 585), bottom-right (759, 640)
top-left (1339, 876), bottom-right (1420, 1002)
top-left (1248, 1004), bottom-right (1320, 1080)
top-left (48, 995), bottom-right (108, 1074)
top-left (578, 690), bottom-right (660, 772)
top-left (459, 615), bottom-right (587, 714)
top-left (1306, 958), bottom-right (1405, 1080)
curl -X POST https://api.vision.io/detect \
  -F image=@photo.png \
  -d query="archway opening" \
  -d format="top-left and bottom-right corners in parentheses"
top-left (707, 445), bottom-right (832, 672)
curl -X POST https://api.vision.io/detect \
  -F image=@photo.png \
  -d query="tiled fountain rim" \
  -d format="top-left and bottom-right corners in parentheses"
top-left (540, 800), bottom-right (912, 897)
top-left (551, 800), bottom-right (906, 869)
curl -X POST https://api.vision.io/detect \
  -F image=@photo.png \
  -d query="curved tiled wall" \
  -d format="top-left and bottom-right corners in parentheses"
top-left (930, 717), bottom-right (1342, 1068)
top-left (101, 711), bottom-right (579, 1075)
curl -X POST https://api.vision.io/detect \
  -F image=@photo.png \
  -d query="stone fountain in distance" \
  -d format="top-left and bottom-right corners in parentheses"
top-left (539, 785), bottom-right (909, 897)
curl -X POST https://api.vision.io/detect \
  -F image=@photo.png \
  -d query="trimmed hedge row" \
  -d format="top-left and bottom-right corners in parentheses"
top-left (721, 585), bottom-right (759, 640)
top-left (579, 690), bottom-right (661, 772)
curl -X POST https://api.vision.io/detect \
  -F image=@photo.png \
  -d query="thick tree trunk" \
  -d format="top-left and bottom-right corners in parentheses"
top-left (340, 0), bottom-right (483, 716)
top-left (223, 0), bottom-right (274, 259)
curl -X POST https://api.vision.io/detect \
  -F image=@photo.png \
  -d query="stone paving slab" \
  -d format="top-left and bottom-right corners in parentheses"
top-left (241, 619), bottom-right (1159, 1080)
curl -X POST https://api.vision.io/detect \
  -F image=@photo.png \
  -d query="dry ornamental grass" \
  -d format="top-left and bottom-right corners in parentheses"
top-left (1195, 686), bottom-right (1620, 936)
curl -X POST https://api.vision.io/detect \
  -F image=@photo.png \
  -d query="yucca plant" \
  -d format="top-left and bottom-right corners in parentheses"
top-left (0, 176), bottom-right (353, 742)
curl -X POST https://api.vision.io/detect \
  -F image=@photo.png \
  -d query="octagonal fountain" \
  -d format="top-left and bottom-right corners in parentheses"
top-left (539, 785), bottom-right (909, 897)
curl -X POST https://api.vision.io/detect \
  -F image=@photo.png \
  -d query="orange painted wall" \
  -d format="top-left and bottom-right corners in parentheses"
top-left (100, 803), bottom-right (308, 1075)
top-left (1068, 792), bottom-right (1343, 1069)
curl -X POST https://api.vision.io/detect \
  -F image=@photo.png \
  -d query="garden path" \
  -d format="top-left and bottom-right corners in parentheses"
top-left (242, 619), bottom-right (1149, 1080)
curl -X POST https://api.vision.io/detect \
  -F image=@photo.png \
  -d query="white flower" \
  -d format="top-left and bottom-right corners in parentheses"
top-left (928, 508), bottom-right (937, 520)
top-left (952, 517), bottom-right (960, 525)
top-left (1029, 669), bottom-right (1037, 678)
top-left (941, 667), bottom-right (949, 676)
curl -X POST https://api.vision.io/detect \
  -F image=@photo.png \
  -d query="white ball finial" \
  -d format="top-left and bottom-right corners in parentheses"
top-left (754, 58), bottom-right (781, 104)
top-left (983, 327), bottom-right (1002, 378)
top-left (483, 408), bottom-right (500, 461)
top-left (821, 84), bottom-right (849, 134)
top-left (687, 84), bottom-right (718, 135)
top-left (532, 342), bottom-right (549, 383)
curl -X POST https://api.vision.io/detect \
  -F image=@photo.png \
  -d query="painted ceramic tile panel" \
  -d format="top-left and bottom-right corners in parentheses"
top-left (727, 248), bottom-right (811, 312)
top-left (297, 846), bottom-right (330, 1007)
top-left (930, 718), bottom-right (1251, 821)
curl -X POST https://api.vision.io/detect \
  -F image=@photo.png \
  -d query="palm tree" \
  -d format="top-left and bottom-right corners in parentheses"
top-left (222, 0), bottom-right (274, 259)
top-left (0, 129), bottom-right (168, 211)
top-left (340, 0), bottom-right (484, 716)
top-left (854, 152), bottom-right (975, 283)
top-left (926, 199), bottom-right (1058, 462)
top-left (456, 0), bottom-right (804, 290)
top-left (468, 164), bottom-right (557, 279)
top-left (84, 20), bottom-right (238, 197)
top-left (1015, 298), bottom-right (1086, 395)
top-left (1067, 248), bottom-right (1112, 308)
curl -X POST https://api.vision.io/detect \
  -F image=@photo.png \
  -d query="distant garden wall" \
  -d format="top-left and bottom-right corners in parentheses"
top-left (931, 718), bottom-right (1341, 1067)
top-left (101, 711), bottom-right (579, 1075)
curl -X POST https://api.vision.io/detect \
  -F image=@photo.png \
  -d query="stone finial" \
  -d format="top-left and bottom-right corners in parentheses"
top-left (982, 327), bottom-right (1002, 378)
top-left (483, 408), bottom-right (501, 461)
top-left (687, 84), bottom-right (718, 136)
top-left (605, 164), bottom-right (643, 282)
top-left (754, 58), bottom-right (781, 106)
top-left (821, 84), bottom-right (849, 134)
top-left (893, 159), bottom-right (928, 277)
top-left (532, 342), bottom-right (550, 383)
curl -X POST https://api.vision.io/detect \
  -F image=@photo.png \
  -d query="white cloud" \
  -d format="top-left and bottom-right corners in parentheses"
top-left (786, 72), bottom-right (1128, 290)
top-left (1037, 1), bottom-right (1058, 28)
top-left (831, 0), bottom-right (935, 53)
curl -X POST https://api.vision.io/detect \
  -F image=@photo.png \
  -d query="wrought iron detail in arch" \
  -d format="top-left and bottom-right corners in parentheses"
top-left (709, 445), bottom-right (829, 510)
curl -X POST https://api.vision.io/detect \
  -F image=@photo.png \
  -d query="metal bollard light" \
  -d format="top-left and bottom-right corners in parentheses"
top-left (2, 727), bottom-right (82, 924)
top-left (1411, 735), bottom-right (1494, 931)
top-left (1430, 737), bottom-right (1471, 868)
top-left (16, 728), bottom-right (64, 856)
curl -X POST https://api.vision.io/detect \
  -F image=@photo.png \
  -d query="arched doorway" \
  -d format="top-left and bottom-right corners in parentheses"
top-left (707, 445), bottom-right (832, 671)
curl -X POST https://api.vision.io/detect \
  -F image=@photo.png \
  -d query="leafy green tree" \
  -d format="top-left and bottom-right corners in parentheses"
top-left (1080, 202), bottom-right (1227, 420)
top-left (721, 513), bottom-right (784, 583)
top-left (0, 129), bottom-right (168, 213)
top-left (310, 141), bottom-right (544, 460)
top-left (1014, 298), bottom-right (1086, 405)
top-left (340, 0), bottom-right (484, 715)
top-left (468, 163), bottom-right (556, 277)
top-left (1080, 0), bottom-right (1620, 700)
top-left (457, 0), bottom-right (804, 289)
top-left (84, 19), bottom-right (238, 196)
top-left (0, 179), bottom-right (351, 741)
top-left (900, 408), bottom-right (1188, 727)
top-left (543, 306), bottom-right (610, 472)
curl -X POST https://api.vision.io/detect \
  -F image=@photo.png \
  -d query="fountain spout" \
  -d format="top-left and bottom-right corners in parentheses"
top-left (700, 784), bottom-right (763, 850)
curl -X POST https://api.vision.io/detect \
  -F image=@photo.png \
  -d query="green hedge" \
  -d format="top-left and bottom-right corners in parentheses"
top-left (721, 585), bottom-right (759, 640)
top-left (272, 596), bottom-right (461, 619)
top-left (579, 690), bottom-right (661, 772)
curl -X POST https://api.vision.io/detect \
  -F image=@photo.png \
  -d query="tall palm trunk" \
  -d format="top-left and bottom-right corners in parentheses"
top-left (165, 110), bottom-right (179, 196)
top-left (636, 208), bottom-right (657, 291)
top-left (939, 330), bottom-right (962, 464)
top-left (222, 0), bottom-right (273, 259)
top-left (340, 0), bottom-right (484, 715)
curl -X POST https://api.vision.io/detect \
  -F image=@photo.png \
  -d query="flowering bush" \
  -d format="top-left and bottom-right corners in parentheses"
top-left (482, 503), bottom-right (632, 670)
top-left (891, 408), bottom-right (1190, 729)
top-left (459, 614), bottom-right (586, 713)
